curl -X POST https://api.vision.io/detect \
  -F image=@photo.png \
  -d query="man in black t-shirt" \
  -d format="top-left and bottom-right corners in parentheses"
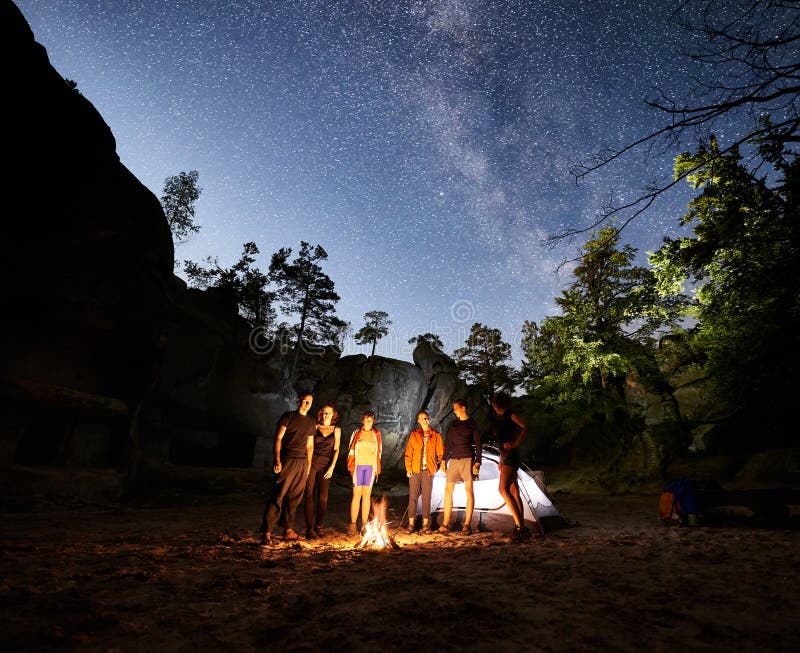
top-left (260, 393), bottom-right (316, 544)
top-left (439, 399), bottom-right (482, 535)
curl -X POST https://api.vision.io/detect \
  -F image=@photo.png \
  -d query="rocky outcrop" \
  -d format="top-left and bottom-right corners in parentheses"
top-left (138, 282), bottom-right (294, 471)
top-left (412, 340), bottom-right (492, 437)
top-left (1, 1), bottom-right (173, 477)
top-left (318, 355), bottom-right (427, 470)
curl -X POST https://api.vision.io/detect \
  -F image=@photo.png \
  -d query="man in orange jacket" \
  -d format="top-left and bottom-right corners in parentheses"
top-left (404, 410), bottom-right (444, 534)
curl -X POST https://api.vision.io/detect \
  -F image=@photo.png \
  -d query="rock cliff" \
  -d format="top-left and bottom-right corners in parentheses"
top-left (1, 0), bottom-right (174, 482)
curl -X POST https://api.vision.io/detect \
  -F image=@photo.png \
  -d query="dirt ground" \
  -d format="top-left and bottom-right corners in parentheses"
top-left (2, 476), bottom-right (799, 652)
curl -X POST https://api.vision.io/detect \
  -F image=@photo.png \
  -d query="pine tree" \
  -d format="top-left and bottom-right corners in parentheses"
top-left (269, 242), bottom-right (347, 368)
top-left (408, 333), bottom-right (445, 352)
top-left (183, 241), bottom-right (275, 329)
top-left (524, 228), bottom-right (685, 403)
top-left (354, 311), bottom-right (392, 357)
top-left (454, 323), bottom-right (517, 402)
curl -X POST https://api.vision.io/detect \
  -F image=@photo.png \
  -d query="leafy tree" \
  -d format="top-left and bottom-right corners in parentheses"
top-left (354, 310), bottom-right (392, 357)
top-left (161, 171), bottom-right (202, 245)
top-left (453, 323), bottom-right (517, 402)
top-left (269, 242), bottom-right (347, 367)
top-left (183, 241), bottom-right (275, 329)
top-left (408, 332), bottom-right (445, 352)
top-left (524, 228), bottom-right (685, 404)
top-left (562, 0), bottom-right (800, 240)
top-left (520, 319), bottom-right (564, 393)
top-left (651, 137), bottom-right (800, 441)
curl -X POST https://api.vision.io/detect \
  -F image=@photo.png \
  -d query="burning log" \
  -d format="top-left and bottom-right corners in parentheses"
top-left (357, 497), bottom-right (399, 550)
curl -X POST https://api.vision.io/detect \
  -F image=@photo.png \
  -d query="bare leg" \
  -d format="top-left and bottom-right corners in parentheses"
top-left (350, 487), bottom-right (361, 525)
top-left (360, 486), bottom-right (372, 524)
top-left (442, 482), bottom-right (455, 527)
top-left (464, 479), bottom-right (475, 526)
top-left (498, 465), bottom-right (523, 527)
top-left (509, 480), bottom-right (524, 522)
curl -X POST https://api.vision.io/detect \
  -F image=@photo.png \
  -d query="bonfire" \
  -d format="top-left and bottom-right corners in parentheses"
top-left (357, 497), bottom-right (399, 550)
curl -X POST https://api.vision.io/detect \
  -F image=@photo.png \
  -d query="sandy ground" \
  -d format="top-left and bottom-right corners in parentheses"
top-left (2, 476), bottom-right (799, 652)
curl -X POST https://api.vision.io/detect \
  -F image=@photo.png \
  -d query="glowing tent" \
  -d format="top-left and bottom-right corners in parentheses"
top-left (422, 445), bottom-right (566, 533)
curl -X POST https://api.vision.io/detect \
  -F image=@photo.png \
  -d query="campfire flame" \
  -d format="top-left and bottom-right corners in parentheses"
top-left (357, 497), bottom-right (399, 550)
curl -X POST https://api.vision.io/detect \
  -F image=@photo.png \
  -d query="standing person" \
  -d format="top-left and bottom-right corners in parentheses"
top-left (404, 411), bottom-right (444, 534)
top-left (492, 391), bottom-right (530, 540)
top-left (260, 393), bottom-right (316, 544)
top-left (304, 404), bottom-right (341, 540)
top-left (439, 399), bottom-right (482, 535)
top-left (346, 410), bottom-right (382, 535)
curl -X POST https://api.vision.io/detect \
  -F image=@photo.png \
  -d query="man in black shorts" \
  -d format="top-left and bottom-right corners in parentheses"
top-left (439, 399), bottom-right (481, 535)
top-left (260, 393), bottom-right (315, 544)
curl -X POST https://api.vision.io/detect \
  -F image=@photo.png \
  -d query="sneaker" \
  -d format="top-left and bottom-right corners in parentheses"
top-left (437, 524), bottom-right (450, 534)
top-left (260, 532), bottom-right (272, 545)
top-left (347, 522), bottom-right (358, 536)
top-left (283, 529), bottom-right (299, 541)
top-left (421, 525), bottom-right (432, 534)
top-left (461, 525), bottom-right (472, 535)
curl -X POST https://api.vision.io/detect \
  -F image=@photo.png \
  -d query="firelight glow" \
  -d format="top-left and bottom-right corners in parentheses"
top-left (357, 497), bottom-right (398, 550)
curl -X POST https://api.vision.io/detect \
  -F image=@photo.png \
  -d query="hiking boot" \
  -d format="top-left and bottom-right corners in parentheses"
top-left (511, 526), bottom-right (529, 542)
top-left (461, 525), bottom-right (473, 535)
top-left (260, 532), bottom-right (272, 545)
top-left (347, 522), bottom-right (358, 536)
top-left (283, 529), bottom-right (299, 541)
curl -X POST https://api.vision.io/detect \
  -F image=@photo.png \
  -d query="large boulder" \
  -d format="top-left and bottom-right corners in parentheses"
top-left (672, 381), bottom-right (731, 424)
top-left (1, 1), bottom-right (173, 477)
top-left (413, 340), bottom-right (457, 384)
top-left (316, 355), bottom-right (427, 471)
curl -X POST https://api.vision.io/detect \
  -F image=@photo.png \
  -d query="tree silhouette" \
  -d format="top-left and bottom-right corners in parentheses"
top-left (354, 310), bottom-right (392, 357)
top-left (183, 241), bottom-right (275, 329)
top-left (161, 171), bottom-right (201, 246)
top-left (454, 323), bottom-right (517, 402)
top-left (408, 332), bottom-right (445, 352)
top-left (269, 241), bottom-right (346, 370)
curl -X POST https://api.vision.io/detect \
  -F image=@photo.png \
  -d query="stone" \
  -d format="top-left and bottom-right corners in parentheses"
top-left (340, 355), bottom-right (427, 470)
top-left (673, 381), bottom-right (731, 424)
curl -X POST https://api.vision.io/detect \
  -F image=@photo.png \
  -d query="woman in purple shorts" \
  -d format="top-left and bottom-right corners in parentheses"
top-left (346, 410), bottom-right (382, 535)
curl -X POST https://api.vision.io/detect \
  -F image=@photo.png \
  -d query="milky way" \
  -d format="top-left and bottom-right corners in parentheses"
top-left (18, 0), bottom-right (729, 362)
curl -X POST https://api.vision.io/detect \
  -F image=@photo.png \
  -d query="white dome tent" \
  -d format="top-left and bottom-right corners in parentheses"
top-left (421, 445), bottom-right (567, 533)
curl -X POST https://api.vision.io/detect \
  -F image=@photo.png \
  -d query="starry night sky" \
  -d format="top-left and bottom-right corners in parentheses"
top-left (17, 0), bottom-right (728, 363)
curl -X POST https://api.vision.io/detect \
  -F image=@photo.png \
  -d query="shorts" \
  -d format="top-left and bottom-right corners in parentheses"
top-left (445, 458), bottom-right (474, 485)
top-left (499, 447), bottom-right (520, 469)
top-left (354, 465), bottom-right (374, 487)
